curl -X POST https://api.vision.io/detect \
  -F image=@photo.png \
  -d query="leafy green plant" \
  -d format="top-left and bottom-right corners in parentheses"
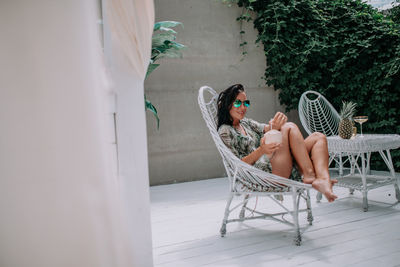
top-left (145, 21), bottom-right (185, 128)
top-left (224, 0), bottom-right (400, 170)
top-left (389, 0), bottom-right (400, 24)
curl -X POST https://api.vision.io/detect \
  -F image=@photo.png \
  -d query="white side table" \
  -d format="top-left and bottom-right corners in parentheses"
top-left (325, 134), bottom-right (400, 211)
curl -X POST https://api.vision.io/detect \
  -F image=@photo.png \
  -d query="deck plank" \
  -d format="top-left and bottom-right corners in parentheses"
top-left (151, 177), bottom-right (400, 266)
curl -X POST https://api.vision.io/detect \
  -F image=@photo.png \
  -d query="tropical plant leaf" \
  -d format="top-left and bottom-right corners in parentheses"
top-left (152, 32), bottom-right (176, 47)
top-left (154, 21), bottom-right (183, 31)
top-left (146, 63), bottom-right (160, 78)
top-left (145, 95), bottom-right (160, 129)
top-left (170, 41), bottom-right (185, 49)
top-left (145, 20), bottom-right (185, 130)
top-left (151, 40), bottom-right (185, 61)
top-left (159, 27), bottom-right (177, 34)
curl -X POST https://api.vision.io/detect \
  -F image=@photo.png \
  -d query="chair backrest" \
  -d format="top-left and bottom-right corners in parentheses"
top-left (298, 90), bottom-right (340, 136)
top-left (197, 86), bottom-right (240, 180)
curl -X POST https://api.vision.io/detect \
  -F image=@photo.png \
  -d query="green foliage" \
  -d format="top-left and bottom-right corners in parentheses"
top-left (145, 21), bottom-right (185, 129)
top-left (228, 0), bottom-right (400, 170)
top-left (145, 95), bottom-right (159, 129)
top-left (388, 1), bottom-right (400, 24)
top-left (146, 21), bottom-right (185, 78)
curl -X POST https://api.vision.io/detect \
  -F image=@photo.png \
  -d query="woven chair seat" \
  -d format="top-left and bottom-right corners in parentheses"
top-left (236, 180), bottom-right (291, 193)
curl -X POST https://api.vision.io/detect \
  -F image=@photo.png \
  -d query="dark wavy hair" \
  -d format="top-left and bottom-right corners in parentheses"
top-left (217, 84), bottom-right (245, 129)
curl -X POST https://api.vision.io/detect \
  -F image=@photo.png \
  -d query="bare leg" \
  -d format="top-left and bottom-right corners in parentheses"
top-left (270, 122), bottom-right (315, 182)
top-left (304, 133), bottom-right (338, 202)
top-left (304, 133), bottom-right (330, 179)
top-left (269, 124), bottom-right (293, 178)
top-left (271, 122), bottom-right (337, 202)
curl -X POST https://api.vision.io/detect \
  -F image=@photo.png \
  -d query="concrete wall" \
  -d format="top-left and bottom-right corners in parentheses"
top-left (146, 0), bottom-right (302, 185)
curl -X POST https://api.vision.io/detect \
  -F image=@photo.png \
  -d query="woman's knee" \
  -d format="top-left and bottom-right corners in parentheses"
top-left (281, 122), bottom-right (299, 131)
top-left (311, 132), bottom-right (327, 142)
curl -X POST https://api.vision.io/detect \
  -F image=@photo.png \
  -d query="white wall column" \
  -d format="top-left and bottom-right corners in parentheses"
top-left (0, 1), bottom-right (128, 266)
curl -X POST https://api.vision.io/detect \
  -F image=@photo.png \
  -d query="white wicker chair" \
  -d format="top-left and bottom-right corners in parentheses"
top-left (298, 90), bottom-right (356, 200)
top-left (198, 86), bottom-right (313, 245)
top-left (298, 90), bottom-right (340, 137)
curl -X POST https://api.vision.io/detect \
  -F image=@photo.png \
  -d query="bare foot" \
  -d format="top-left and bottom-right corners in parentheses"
top-left (302, 176), bottom-right (316, 184)
top-left (312, 178), bottom-right (338, 202)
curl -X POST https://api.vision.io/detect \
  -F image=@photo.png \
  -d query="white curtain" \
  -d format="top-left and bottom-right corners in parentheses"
top-left (0, 0), bottom-right (154, 266)
top-left (103, 0), bottom-right (155, 266)
top-left (106, 0), bottom-right (154, 78)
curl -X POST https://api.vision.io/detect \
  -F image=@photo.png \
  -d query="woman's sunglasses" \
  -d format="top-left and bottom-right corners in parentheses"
top-left (233, 99), bottom-right (250, 108)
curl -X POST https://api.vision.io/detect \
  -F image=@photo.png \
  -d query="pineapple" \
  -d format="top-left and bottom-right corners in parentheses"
top-left (338, 101), bottom-right (357, 139)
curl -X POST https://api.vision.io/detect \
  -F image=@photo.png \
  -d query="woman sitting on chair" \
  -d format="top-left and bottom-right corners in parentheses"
top-left (217, 84), bottom-right (337, 202)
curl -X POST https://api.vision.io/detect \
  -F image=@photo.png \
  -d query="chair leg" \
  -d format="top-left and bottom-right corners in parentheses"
top-left (362, 191), bottom-right (369, 212)
top-left (220, 193), bottom-right (234, 237)
top-left (394, 166), bottom-right (400, 202)
top-left (316, 192), bottom-right (322, 202)
top-left (292, 189), bottom-right (301, 246)
top-left (239, 194), bottom-right (250, 220)
top-left (395, 183), bottom-right (400, 202)
top-left (306, 190), bottom-right (313, 225)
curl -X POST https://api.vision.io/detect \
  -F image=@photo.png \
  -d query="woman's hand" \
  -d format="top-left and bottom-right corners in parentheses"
top-left (260, 136), bottom-right (281, 155)
top-left (268, 112), bottom-right (287, 131)
top-left (242, 136), bottom-right (281, 165)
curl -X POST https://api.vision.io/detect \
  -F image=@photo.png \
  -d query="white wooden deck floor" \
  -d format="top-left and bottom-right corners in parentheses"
top-left (150, 176), bottom-right (400, 267)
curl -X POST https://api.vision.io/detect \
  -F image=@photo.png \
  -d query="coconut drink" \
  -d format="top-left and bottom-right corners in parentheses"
top-left (264, 129), bottom-right (282, 144)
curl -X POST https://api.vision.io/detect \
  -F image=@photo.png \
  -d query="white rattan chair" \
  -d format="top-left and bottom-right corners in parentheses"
top-left (298, 90), bottom-right (340, 137)
top-left (198, 86), bottom-right (313, 245)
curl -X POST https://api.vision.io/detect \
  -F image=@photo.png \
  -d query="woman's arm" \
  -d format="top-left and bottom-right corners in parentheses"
top-left (241, 136), bottom-right (281, 165)
top-left (219, 124), bottom-right (280, 165)
top-left (241, 146), bottom-right (265, 165)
